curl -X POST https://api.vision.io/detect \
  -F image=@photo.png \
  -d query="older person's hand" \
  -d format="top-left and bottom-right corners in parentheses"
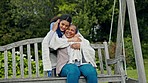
top-left (68, 36), bottom-right (81, 42)
top-left (71, 43), bottom-right (80, 50)
top-left (72, 36), bottom-right (81, 42)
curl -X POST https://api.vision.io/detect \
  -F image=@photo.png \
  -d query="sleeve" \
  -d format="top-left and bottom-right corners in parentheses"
top-left (42, 30), bottom-right (55, 71)
top-left (49, 34), bottom-right (70, 50)
top-left (80, 38), bottom-right (97, 67)
top-left (50, 22), bottom-right (54, 30)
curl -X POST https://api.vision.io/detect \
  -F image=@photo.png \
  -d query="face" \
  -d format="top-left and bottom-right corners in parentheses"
top-left (59, 20), bottom-right (70, 31)
top-left (65, 25), bottom-right (77, 38)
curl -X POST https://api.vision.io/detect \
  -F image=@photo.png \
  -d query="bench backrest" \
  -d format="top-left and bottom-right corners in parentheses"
top-left (0, 38), bottom-right (116, 79)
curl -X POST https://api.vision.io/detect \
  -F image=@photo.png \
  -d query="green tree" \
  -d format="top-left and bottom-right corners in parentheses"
top-left (0, 0), bottom-right (58, 45)
top-left (56, 0), bottom-right (117, 42)
top-left (0, 0), bottom-right (147, 59)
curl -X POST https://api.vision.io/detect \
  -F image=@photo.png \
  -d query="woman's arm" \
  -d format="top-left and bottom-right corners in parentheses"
top-left (49, 34), bottom-right (70, 50)
top-left (42, 30), bottom-right (55, 71)
top-left (41, 19), bottom-right (60, 71)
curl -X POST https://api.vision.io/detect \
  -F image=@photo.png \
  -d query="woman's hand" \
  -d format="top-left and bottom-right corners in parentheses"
top-left (52, 19), bottom-right (60, 31)
top-left (71, 43), bottom-right (80, 50)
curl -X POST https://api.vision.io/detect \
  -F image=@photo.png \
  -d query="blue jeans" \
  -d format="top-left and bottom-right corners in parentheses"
top-left (60, 64), bottom-right (98, 83)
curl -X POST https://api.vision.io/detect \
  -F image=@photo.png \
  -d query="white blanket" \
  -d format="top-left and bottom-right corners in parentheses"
top-left (49, 33), bottom-right (82, 63)
top-left (50, 33), bottom-right (97, 67)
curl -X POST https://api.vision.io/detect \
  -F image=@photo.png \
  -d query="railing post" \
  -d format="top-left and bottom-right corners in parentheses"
top-left (126, 0), bottom-right (147, 82)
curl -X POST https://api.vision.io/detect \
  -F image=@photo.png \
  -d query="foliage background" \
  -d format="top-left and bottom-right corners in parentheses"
top-left (0, 0), bottom-right (148, 69)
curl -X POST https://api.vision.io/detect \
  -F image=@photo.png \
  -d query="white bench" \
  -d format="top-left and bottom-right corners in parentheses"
top-left (0, 38), bottom-right (132, 83)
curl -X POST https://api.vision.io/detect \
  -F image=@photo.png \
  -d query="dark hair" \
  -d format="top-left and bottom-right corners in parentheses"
top-left (60, 14), bottom-right (72, 23)
top-left (50, 14), bottom-right (72, 38)
top-left (75, 27), bottom-right (78, 34)
top-left (50, 14), bottom-right (72, 23)
top-left (50, 16), bottom-right (60, 23)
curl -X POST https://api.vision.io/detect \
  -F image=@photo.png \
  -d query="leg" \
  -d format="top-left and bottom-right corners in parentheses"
top-left (79, 64), bottom-right (98, 83)
top-left (60, 64), bottom-right (81, 83)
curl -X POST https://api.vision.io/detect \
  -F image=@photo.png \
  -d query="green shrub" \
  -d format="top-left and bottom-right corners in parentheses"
top-left (107, 37), bottom-right (136, 69)
top-left (124, 36), bottom-right (136, 69)
top-left (142, 42), bottom-right (148, 59)
top-left (0, 51), bottom-right (43, 78)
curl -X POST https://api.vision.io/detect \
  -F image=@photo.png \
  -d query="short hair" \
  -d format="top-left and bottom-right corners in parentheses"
top-left (70, 24), bottom-right (78, 34)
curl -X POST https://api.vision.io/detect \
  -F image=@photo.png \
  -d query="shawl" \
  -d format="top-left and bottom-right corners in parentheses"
top-left (49, 33), bottom-right (97, 67)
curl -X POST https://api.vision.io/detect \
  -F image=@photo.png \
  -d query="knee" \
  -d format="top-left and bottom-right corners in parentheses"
top-left (65, 64), bottom-right (81, 76)
top-left (81, 64), bottom-right (97, 76)
top-left (68, 68), bottom-right (80, 76)
top-left (86, 70), bottom-right (97, 76)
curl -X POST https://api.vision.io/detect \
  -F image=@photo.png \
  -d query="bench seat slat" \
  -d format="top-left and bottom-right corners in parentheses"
top-left (0, 75), bottom-right (124, 83)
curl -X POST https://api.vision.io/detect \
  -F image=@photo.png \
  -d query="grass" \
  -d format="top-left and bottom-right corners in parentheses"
top-left (97, 59), bottom-right (148, 83)
top-left (127, 59), bottom-right (148, 82)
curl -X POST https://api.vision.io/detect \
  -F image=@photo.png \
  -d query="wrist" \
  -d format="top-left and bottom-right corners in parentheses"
top-left (52, 28), bottom-right (57, 32)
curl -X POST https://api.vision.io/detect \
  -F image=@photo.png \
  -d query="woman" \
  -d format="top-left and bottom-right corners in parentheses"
top-left (49, 24), bottom-right (98, 83)
top-left (42, 14), bottom-right (80, 76)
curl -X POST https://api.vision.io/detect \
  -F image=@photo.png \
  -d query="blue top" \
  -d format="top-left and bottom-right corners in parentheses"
top-left (50, 22), bottom-right (64, 38)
